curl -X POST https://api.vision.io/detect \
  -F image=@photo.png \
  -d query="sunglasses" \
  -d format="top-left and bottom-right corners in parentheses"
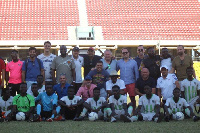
top-left (138, 49), bottom-right (143, 52)
top-left (122, 52), bottom-right (128, 55)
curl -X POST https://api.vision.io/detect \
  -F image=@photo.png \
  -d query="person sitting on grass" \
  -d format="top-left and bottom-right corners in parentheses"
top-left (164, 88), bottom-right (199, 122)
top-left (0, 88), bottom-right (13, 121)
top-left (58, 86), bottom-right (84, 121)
top-left (136, 85), bottom-right (164, 123)
top-left (77, 87), bottom-right (111, 121)
top-left (11, 83), bottom-right (35, 121)
top-left (35, 83), bottom-right (61, 122)
top-left (109, 85), bottom-right (136, 122)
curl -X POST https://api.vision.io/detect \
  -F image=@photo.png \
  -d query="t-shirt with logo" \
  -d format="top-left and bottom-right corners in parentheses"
top-left (109, 95), bottom-right (127, 111)
top-left (71, 55), bottom-right (84, 83)
top-left (13, 94), bottom-right (35, 112)
top-left (6, 60), bottom-right (23, 84)
top-left (38, 53), bottom-right (56, 81)
top-left (139, 94), bottom-right (160, 113)
top-left (181, 78), bottom-right (200, 103)
top-left (60, 95), bottom-right (81, 106)
top-left (165, 97), bottom-right (189, 114)
top-left (0, 96), bottom-right (13, 112)
top-left (86, 97), bottom-right (106, 110)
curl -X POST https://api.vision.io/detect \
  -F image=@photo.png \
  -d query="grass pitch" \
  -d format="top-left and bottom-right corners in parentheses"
top-left (0, 119), bottom-right (200, 133)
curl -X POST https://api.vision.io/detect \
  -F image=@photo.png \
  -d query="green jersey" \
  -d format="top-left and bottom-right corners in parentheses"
top-left (13, 94), bottom-right (35, 112)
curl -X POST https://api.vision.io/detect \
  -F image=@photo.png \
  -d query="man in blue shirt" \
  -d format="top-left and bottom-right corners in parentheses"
top-left (22, 47), bottom-right (44, 89)
top-left (53, 74), bottom-right (70, 100)
top-left (35, 83), bottom-right (61, 122)
top-left (117, 47), bottom-right (139, 113)
top-left (87, 60), bottom-right (109, 99)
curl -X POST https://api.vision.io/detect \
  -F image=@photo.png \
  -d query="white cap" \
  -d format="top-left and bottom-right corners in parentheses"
top-left (160, 65), bottom-right (168, 70)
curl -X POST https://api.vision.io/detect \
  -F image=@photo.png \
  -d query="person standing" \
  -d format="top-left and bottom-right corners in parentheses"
top-left (37, 41), bottom-right (56, 82)
top-left (51, 45), bottom-right (76, 85)
top-left (161, 48), bottom-right (173, 72)
top-left (71, 47), bottom-right (84, 93)
top-left (22, 47), bottom-right (44, 89)
top-left (170, 45), bottom-right (195, 86)
top-left (117, 47), bottom-right (139, 112)
top-left (6, 50), bottom-right (23, 96)
top-left (134, 45), bottom-right (145, 78)
top-left (0, 56), bottom-right (5, 96)
top-left (83, 47), bottom-right (102, 77)
top-left (101, 49), bottom-right (117, 74)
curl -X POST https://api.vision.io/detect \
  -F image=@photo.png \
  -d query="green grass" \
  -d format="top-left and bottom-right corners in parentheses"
top-left (1, 119), bottom-right (200, 133)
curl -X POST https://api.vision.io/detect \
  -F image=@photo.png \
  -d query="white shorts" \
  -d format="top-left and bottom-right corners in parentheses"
top-left (114, 109), bottom-right (125, 119)
top-left (141, 113), bottom-right (156, 121)
top-left (188, 96), bottom-right (199, 110)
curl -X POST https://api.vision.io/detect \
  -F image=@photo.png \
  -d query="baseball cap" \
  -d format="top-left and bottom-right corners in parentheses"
top-left (73, 47), bottom-right (79, 51)
top-left (110, 70), bottom-right (119, 76)
top-left (85, 75), bottom-right (92, 80)
top-left (88, 47), bottom-right (94, 51)
top-left (160, 65), bottom-right (168, 70)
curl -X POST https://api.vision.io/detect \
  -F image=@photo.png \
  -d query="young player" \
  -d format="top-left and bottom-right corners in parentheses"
top-left (109, 85), bottom-right (136, 122)
top-left (27, 75), bottom-right (45, 95)
top-left (77, 87), bottom-right (111, 121)
top-left (0, 88), bottom-right (13, 121)
top-left (164, 88), bottom-right (199, 122)
top-left (35, 83), bottom-right (61, 122)
top-left (11, 83), bottom-right (35, 121)
top-left (58, 86), bottom-right (84, 121)
top-left (181, 67), bottom-right (200, 110)
top-left (137, 85), bottom-right (163, 123)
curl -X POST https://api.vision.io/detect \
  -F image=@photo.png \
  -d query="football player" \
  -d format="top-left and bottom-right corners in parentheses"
top-left (164, 88), bottom-right (199, 122)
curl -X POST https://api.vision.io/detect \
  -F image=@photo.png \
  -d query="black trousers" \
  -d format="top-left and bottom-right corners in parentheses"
top-left (8, 83), bottom-right (21, 96)
top-left (60, 105), bottom-right (83, 120)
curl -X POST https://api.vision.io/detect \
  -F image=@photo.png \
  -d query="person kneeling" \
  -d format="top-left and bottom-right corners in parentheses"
top-left (109, 85), bottom-right (136, 122)
top-left (77, 87), bottom-right (111, 121)
top-left (136, 85), bottom-right (164, 123)
top-left (35, 83), bottom-right (61, 122)
top-left (58, 86), bottom-right (84, 121)
top-left (164, 88), bottom-right (199, 122)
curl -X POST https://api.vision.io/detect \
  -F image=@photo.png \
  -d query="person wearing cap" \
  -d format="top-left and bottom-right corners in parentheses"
top-left (83, 47), bottom-right (102, 78)
top-left (157, 65), bottom-right (180, 107)
top-left (101, 49), bottom-right (117, 74)
top-left (51, 45), bottom-right (76, 85)
top-left (72, 47), bottom-right (84, 93)
top-left (106, 70), bottom-right (125, 96)
top-left (76, 75), bottom-right (97, 101)
top-left (37, 41), bottom-right (56, 82)
top-left (135, 68), bottom-right (156, 97)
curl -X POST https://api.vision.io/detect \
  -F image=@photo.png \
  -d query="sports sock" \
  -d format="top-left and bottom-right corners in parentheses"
top-left (36, 104), bottom-right (41, 115)
top-left (128, 106), bottom-right (133, 116)
top-left (56, 106), bottom-right (61, 114)
top-left (80, 108), bottom-right (87, 117)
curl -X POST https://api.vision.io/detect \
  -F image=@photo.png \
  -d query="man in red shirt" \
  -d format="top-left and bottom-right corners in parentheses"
top-left (0, 56), bottom-right (5, 96)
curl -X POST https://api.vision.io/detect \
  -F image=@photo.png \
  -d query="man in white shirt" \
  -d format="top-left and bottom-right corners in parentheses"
top-left (37, 41), bottom-right (56, 82)
top-left (106, 70), bottom-right (125, 96)
top-left (71, 47), bottom-right (84, 93)
top-left (157, 65), bottom-right (180, 107)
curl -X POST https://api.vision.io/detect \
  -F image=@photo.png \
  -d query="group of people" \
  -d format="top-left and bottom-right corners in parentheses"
top-left (0, 41), bottom-right (199, 123)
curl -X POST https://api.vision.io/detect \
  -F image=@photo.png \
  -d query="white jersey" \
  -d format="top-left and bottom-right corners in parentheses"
top-left (161, 58), bottom-right (172, 72)
top-left (0, 96), bottom-right (13, 112)
top-left (72, 55), bottom-right (84, 83)
top-left (37, 53), bottom-right (56, 81)
top-left (139, 94), bottom-right (160, 113)
top-left (60, 95), bottom-right (81, 106)
top-left (27, 85), bottom-right (45, 98)
top-left (181, 78), bottom-right (200, 102)
top-left (86, 97), bottom-right (106, 110)
top-left (106, 79), bottom-right (126, 91)
top-left (156, 73), bottom-right (177, 100)
top-left (165, 97), bottom-right (189, 113)
top-left (109, 95), bottom-right (127, 111)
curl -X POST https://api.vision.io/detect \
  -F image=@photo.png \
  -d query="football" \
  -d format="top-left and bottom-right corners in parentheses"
top-left (88, 112), bottom-right (98, 121)
top-left (16, 112), bottom-right (26, 121)
top-left (175, 112), bottom-right (184, 121)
